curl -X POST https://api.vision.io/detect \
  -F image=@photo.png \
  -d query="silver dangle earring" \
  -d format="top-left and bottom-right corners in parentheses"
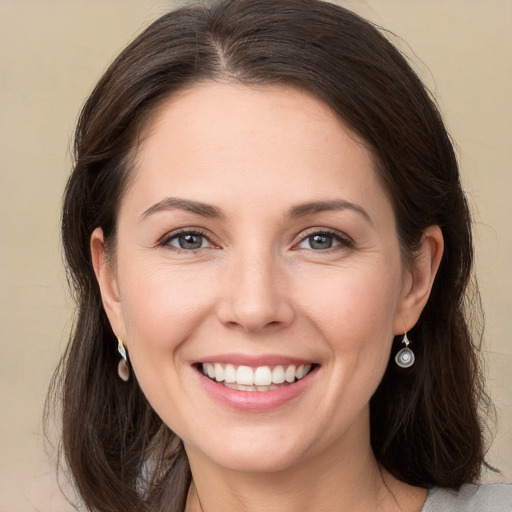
top-left (395, 332), bottom-right (415, 368)
top-left (117, 337), bottom-right (130, 381)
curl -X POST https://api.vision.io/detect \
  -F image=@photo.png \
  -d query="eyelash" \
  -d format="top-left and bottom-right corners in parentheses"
top-left (158, 227), bottom-right (354, 253)
top-left (293, 228), bottom-right (354, 252)
top-left (159, 228), bottom-right (217, 253)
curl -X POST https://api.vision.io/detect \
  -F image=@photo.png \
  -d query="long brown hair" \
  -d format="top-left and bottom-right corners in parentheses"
top-left (49, 0), bottom-right (492, 510)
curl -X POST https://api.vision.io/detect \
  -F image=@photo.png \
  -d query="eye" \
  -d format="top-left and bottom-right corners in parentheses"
top-left (164, 231), bottom-right (213, 251)
top-left (295, 230), bottom-right (351, 251)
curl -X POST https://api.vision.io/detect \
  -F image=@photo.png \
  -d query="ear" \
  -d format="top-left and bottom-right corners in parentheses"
top-left (90, 227), bottom-right (127, 342)
top-left (394, 225), bottom-right (444, 334)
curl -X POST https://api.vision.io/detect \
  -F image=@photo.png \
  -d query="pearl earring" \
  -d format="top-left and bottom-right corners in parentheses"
top-left (395, 333), bottom-right (415, 368)
top-left (117, 337), bottom-right (130, 381)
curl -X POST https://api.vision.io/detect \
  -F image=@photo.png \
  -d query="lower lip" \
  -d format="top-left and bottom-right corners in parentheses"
top-left (197, 368), bottom-right (317, 412)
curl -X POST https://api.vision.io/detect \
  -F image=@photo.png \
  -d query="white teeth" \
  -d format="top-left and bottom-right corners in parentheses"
top-left (224, 364), bottom-right (236, 383)
top-left (254, 366), bottom-right (272, 386)
top-left (214, 363), bottom-right (224, 382)
top-left (285, 365), bottom-right (296, 383)
top-left (224, 382), bottom-right (257, 392)
top-left (236, 365), bottom-right (254, 385)
top-left (201, 362), bottom-right (313, 389)
top-left (271, 365), bottom-right (285, 384)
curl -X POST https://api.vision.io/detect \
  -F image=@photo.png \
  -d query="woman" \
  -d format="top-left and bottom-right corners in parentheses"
top-left (52, 0), bottom-right (511, 510)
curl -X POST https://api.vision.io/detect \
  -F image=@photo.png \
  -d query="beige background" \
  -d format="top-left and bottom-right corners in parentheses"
top-left (0, 1), bottom-right (510, 510)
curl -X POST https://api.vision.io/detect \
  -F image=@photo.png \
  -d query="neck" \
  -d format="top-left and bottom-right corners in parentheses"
top-left (184, 414), bottom-right (426, 512)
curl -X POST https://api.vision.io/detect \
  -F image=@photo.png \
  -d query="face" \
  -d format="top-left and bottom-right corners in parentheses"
top-left (94, 82), bottom-right (434, 475)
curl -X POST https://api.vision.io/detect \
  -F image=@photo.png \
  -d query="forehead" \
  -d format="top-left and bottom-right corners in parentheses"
top-left (122, 82), bottom-right (390, 222)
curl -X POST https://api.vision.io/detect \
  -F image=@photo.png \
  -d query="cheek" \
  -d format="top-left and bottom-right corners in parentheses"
top-left (116, 265), bottom-right (218, 429)
top-left (296, 262), bottom-right (403, 352)
top-left (119, 264), bottom-right (216, 357)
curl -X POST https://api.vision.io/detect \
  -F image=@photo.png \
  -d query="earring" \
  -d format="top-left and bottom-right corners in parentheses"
top-left (395, 333), bottom-right (415, 368)
top-left (117, 337), bottom-right (130, 381)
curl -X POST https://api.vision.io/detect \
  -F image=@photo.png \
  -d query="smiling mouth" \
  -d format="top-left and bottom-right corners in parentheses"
top-left (199, 363), bottom-right (316, 392)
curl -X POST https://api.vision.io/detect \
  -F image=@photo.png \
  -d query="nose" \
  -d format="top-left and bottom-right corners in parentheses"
top-left (216, 250), bottom-right (295, 333)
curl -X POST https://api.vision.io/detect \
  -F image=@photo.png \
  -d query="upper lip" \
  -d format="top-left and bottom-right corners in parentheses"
top-left (193, 354), bottom-right (316, 367)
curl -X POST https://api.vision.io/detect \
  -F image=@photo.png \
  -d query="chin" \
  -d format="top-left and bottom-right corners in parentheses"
top-left (185, 427), bottom-right (314, 474)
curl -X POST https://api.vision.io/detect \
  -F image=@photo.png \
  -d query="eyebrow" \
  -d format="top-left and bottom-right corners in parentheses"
top-left (141, 197), bottom-right (225, 220)
top-left (141, 197), bottom-right (372, 225)
top-left (287, 200), bottom-right (373, 225)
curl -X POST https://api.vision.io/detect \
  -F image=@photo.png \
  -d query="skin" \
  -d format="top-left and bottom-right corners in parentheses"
top-left (91, 82), bottom-right (443, 512)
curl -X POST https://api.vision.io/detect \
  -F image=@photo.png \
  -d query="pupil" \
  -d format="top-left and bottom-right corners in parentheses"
top-left (179, 234), bottom-right (202, 249)
top-left (310, 234), bottom-right (332, 250)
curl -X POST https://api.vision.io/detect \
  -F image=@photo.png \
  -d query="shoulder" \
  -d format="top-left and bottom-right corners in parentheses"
top-left (421, 482), bottom-right (512, 511)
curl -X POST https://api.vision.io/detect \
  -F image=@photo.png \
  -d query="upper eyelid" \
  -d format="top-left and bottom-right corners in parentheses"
top-left (296, 227), bottom-right (353, 243)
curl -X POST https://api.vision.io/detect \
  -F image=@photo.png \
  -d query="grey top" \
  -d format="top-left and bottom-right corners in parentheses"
top-left (421, 482), bottom-right (512, 511)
